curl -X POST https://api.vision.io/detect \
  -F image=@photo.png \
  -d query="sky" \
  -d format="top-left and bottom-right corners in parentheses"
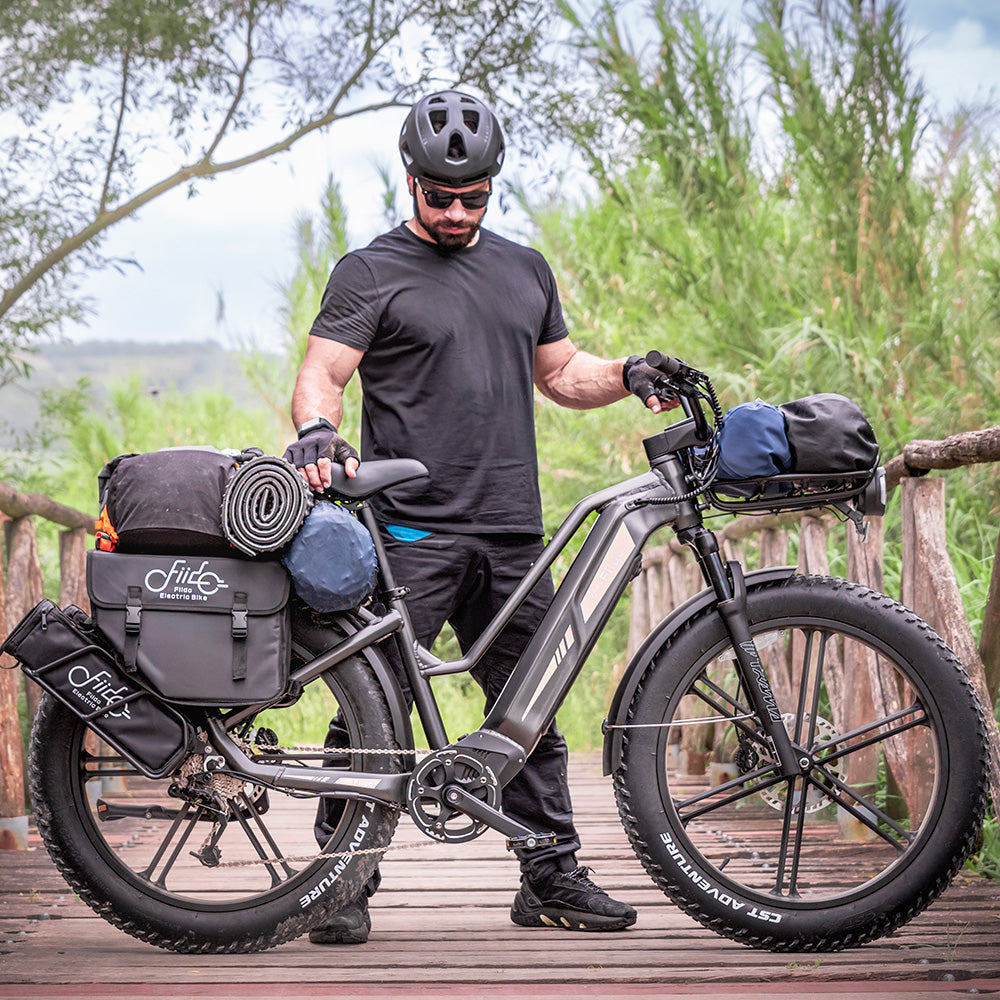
top-left (61, 1), bottom-right (1000, 355)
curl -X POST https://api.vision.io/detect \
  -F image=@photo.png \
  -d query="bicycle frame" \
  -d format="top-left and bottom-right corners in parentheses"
top-left (204, 413), bottom-right (802, 839)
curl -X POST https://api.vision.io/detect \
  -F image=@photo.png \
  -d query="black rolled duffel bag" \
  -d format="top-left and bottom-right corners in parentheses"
top-left (779, 392), bottom-right (879, 474)
top-left (98, 446), bottom-right (246, 554)
top-left (87, 550), bottom-right (291, 706)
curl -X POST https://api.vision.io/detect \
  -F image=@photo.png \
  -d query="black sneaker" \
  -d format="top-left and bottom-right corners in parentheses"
top-left (308, 896), bottom-right (371, 944)
top-left (510, 865), bottom-right (637, 931)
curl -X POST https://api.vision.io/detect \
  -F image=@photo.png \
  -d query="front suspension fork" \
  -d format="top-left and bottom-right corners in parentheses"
top-left (679, 526), bottom-right (801, 777)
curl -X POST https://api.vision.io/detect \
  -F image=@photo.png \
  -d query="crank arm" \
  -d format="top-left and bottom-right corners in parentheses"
top-left (440, 784), bottom-right (556, 851)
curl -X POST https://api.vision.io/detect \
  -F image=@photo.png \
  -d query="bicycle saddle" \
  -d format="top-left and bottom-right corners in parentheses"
top-left (326, 458), bottom-right (429, 500)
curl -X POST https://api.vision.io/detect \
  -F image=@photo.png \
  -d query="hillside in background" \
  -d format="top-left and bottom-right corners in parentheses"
top-left (0, 340), bottom-right (258, 438)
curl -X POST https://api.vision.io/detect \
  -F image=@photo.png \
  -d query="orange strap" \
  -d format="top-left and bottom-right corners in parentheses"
top-left (94, 507), bottom-right (118, 551)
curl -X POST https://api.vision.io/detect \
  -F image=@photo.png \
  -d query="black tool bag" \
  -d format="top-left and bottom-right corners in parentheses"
top-left (87, 550), bottom-right (291, 706)
top-left (1, 600), bottom-right (193, 778)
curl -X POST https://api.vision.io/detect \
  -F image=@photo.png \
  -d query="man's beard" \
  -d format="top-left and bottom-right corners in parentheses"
top-left (413, 193), bottom-right (483, 250)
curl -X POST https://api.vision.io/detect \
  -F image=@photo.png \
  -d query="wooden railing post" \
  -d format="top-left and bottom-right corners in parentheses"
top-left (60, 528), bottom-right (90, 613)
top-left (978, 527), bottom-right (1000, 704)
top-left (0, 526), bottom-right (28, 846)
top-left (5, 518), bottom-right (45, 723)
top-left (847, 515), bottom-right (885, 594)
top-left (838, 517), bottom-right (886, 840)
top-left (901, 477), bottom-right (1000, 818)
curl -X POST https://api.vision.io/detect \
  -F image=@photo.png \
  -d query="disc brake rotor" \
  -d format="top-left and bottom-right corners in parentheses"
top-left (758, 712), bottom-right (844, 814)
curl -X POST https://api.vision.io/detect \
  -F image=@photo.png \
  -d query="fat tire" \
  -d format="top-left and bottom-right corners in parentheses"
top-left (615, 575), bottom-right (989, 951)
top-left (29, 653), bottom-right (401, 954)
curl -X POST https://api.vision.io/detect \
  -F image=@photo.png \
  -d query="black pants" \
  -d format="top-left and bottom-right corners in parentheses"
top-left (316, 530), bottom-right (581, 885)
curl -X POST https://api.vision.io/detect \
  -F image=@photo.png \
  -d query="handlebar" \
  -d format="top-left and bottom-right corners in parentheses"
top-left (644, 351), bottom-right (714, 442)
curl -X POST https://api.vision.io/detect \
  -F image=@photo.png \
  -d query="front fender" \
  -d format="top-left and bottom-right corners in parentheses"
top-left (602, 565), bottom-right (795, 775)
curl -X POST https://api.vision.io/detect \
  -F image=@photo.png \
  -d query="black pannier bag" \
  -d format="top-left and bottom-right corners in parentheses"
top-left (1, 600), bottom-right (192, 778)
top-left (87, 550), bottom-right (291, 706)
top-left (99, 446), bottom-right (250, 554)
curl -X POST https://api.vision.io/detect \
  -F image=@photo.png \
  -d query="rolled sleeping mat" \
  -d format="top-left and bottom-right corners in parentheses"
top-left (222, 454), bottom-right (314, 556)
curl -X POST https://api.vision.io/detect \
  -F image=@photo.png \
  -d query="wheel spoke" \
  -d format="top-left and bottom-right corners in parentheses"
top-left (676, 764), bottom-right (786, 822)
top-left (809, 766), bottom-right (912, 850)
top-left (145, 806), bottom-right (203, 887)
top-left (690, 676), bottom-right (771, 751)
top-left (229, 794), bottom-right (295, 886)
top-left (815, 702), bottom-right (927, 767)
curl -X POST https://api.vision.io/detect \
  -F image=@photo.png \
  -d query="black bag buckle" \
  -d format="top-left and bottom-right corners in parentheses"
top-left (231, 592), bottom-right (249, 640)
top-left (124, 587), bottom-right (142, 633)
top-left (231, 608), bottom-right (248, 639)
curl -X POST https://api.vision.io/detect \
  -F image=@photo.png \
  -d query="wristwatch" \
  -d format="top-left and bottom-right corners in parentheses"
top-left (296, 416), bottom-right (336, 439)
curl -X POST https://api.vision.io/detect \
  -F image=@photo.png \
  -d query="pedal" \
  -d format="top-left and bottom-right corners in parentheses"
top-left (505, 832), bottom-right (558, 852)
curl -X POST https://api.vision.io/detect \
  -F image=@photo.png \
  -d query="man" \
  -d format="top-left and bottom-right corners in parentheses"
top-left (285, 90), bottom-right (676, 944)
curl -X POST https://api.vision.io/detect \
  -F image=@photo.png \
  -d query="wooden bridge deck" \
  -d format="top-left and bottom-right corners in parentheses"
top-left (1, 754), bottom-right (998, 1000)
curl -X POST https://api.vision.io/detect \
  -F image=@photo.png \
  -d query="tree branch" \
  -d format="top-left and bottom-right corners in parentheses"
top-left (99, 49), bottom-right (131, 214)
top-left (205, 14), bottom-right (255, 161)
top-left (0, 94), bottom-right (401, 327)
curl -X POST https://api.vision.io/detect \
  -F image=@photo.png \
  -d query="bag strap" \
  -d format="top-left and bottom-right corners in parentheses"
top-left (123, 586), bottom-right (142, 673)
top-left (231, 591), bottom-right (248, 681)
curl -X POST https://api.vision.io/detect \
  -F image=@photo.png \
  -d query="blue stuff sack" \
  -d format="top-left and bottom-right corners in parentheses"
top-left (282, 502), bottom-right (378, 612)
top-left (716, 400), bottom-right (792, 482)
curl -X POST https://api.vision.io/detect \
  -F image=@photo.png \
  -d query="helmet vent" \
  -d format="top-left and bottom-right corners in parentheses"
top-left (429, 109), bottom-right (447, 134)
top-left (462, 110), bottom-right (480, 133)
top-left (447, 131), bottom-right (467, 160)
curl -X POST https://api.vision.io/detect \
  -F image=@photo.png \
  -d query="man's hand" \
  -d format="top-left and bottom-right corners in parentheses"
top-left (623, 356), bottom-right (681, 415)
top-left (283, 425), bottom-right (360, 491)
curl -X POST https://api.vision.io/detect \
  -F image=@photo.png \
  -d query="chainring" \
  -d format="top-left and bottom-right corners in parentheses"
top-left (406, 750), bottom-right (500, 843)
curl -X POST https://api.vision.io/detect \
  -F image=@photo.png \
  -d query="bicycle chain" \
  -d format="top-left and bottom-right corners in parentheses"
top-left (202, 741), bottom-right (428, 869)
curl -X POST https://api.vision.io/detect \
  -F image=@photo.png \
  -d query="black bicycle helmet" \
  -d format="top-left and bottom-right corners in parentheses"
top-left (399, 90), bottom-right (505, 185)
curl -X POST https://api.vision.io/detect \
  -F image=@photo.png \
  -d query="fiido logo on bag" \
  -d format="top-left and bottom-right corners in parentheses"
top-left (67, 664), bottom-right (132, 719)
top-left (143, 558), bottom-right (230, 602)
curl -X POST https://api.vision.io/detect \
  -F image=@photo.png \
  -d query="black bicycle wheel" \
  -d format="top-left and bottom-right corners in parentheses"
top-left (615, 575), bottom-right (988, 950)
top-left (29, 651), bottom-right (401, 953)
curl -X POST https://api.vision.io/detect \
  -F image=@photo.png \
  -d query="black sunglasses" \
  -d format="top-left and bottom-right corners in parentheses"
top-left (418, 183), bottom-right (490, 210)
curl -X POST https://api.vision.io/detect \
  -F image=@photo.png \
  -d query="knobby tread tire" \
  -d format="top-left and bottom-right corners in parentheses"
top-left (29, 654), bottom-right (401, 954)
top-left (614, 575), bottom-right (989, 951)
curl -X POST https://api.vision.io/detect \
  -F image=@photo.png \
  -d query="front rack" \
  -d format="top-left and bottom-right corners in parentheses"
top-left (706, 465), bottom-right (880, 516)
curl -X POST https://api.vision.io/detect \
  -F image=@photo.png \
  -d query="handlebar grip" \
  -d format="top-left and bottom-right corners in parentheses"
top-left (644, 350), bottom-right (682, 376)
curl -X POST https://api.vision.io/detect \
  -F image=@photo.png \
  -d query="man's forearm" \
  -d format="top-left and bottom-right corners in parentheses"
top-left (291, 369), bottom-right (346, 431)
top-left (537, 349), bottom-right (629, 410)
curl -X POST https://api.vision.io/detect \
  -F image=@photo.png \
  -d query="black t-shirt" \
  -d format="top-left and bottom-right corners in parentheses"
top-left (309, 224), bottom-right (569, 534)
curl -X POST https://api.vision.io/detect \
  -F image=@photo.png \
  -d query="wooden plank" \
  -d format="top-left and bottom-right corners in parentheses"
top-left (0, 754), bottom-right (997, 992)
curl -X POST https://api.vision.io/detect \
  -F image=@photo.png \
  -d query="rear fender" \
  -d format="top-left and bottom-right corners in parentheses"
top-left (292, 618), bottom-right (414, 753)
top-left (602, 565), bottom-right (795, 775)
